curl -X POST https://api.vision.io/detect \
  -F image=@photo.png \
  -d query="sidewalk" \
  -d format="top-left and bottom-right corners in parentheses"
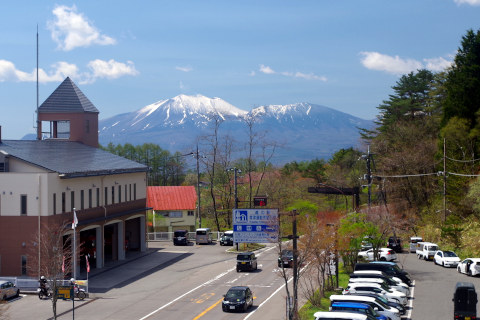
top-left (23, 241), bottom-right (186, 296)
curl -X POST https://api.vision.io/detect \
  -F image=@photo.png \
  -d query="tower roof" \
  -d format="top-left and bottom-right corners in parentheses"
top-left (38, 77), bottom-right (99, 114)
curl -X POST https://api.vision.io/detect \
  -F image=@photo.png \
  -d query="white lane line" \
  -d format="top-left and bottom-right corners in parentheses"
top-left (406, 280), bottom-right (415, 319)
top-left (139, 245), bottom-right (277, 320)
top-left (138, 267), bottom-right (235, 320)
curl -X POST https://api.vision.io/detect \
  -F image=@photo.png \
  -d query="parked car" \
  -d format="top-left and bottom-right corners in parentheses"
top-left (219, 230), bottom-right (234, 246)
top-left (354, 262), bottom-right (412, 287)
top-left (350, 271), bottom-right (409, 292)
top-left (433, 250), bottom-right (461, 267)
top-left (0, 280), bottom-right (20, 300)
top-left (278, 249), bottom-right (294, 268)
top-left (330, 294), bottom-right (401, 320)
top-left (348, 278), bottom-right (409, 296)
top-left (330, 302), bottom-right (387, 320)
top-left (343, 292), bottom-right (406, 316)
top-left (457, 258), bottom-right (480, 276)
top-left (387, 236), bottom-right (402, 253)
top-left (236, 252), bottom-right (258, 272)
top-left (415, 241), bottom-right (439, 260)
top-left (314, 311), bottom-right (371, 320)
top-left (409, 236), bottom-right (423, 253)
top-left (453, 282), bottom-right (477, 320)
top-left (342, 282), bottom-right (407, 305)
top-left (173, 230), bottom-right (190, 246)
top-left (221, 286), bottom-right (253, 312)
top-left (358, 248), bottom-right (397, 262)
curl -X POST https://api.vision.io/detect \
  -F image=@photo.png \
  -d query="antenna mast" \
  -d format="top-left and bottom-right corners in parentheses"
top-left (36, 25), bottom-right (40, 140)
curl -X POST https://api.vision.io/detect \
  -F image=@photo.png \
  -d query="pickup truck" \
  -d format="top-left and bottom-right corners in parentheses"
top-left (416, 241), bottom-right (439, 260)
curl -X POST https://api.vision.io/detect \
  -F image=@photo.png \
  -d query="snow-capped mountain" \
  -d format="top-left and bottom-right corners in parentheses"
top-left (99, 95), bottom-right (373, 163)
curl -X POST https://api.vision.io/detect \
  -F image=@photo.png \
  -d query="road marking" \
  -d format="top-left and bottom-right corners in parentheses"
top-left (138, 244), bottom-right (277, 320)
top-left (138, 268), bottom-right (234, 320)
top-left (193, 292), bottom-right (215, 303)
top-left (406, 280), bottom-right (415, 319)
top-left (192, 297), bottom-right (224, 320)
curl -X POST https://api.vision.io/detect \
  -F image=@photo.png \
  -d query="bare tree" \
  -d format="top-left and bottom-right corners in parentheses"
top-left (28, 220), bottom-right (74, 319)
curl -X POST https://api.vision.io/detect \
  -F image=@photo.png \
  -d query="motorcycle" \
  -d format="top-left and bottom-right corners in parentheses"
top-left (73, 284), bottom-right (86, 300)
top-left (37, 287), bottom-right (52, 300)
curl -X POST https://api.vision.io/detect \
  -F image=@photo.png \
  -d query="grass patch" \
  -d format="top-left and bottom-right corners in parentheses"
top-left (298, 265), bottom-right (350, 320)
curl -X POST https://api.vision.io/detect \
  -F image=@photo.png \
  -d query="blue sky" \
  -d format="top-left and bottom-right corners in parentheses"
top-left (1, 1), bottom-right (480, 139)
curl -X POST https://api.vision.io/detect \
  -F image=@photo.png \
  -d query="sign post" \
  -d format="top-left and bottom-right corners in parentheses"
top-left (232, 209), bottom-right (278, 244)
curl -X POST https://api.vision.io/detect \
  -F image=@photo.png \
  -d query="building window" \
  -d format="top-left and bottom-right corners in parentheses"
top-left (129, 184), bottom-right (132, 201)
top-left (111, 186), bottom-right (115, 204)
top-left (125, 184), bottom-right (127, 202)
top-left (85, 119), bottom-right (90, 133)
top-left (134, 184), bottom-right (137, 200)
top-left (71, 191), bottom-right (75, 212)
top-left (53, 193), bottom-right (56, 215)
top-left (96, 188), bottom-right (100, 207)
top-left (62, 192), bottom-right (66, 213)
top-left (118, 185), bottom-right (122, 203)
top-left (80, 190), bottom-right (85, 210)
top-left (88, 189), bottom-right (92, 208)
top-left (21, 255), bottom-right (27, 275)
top-left (104, 187), bottom-right (108, 205)
top-left (188, 211), bottom-right (194, 216)
top-left (20, 195), bottom-right (27, 215)
top-left (169, 211), bottom-right (182, 218)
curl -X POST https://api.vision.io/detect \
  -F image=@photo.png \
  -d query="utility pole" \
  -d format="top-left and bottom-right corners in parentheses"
top-left (366, 145), bottom-right (372, 208)
top-left (443, 138), bottom-right (447, 223)
top-left (292, 209), bottom-right (298, 320)
top-left (196, 144), bottom-right (201, 228)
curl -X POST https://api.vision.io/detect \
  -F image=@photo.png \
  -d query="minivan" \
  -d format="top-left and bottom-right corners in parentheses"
top-left (453, 282), bottom-right (477, 320)
top-left (409, 236), bottom-right (423, 253)
top-left (354, 262), bottom-right (412, 286)
top-left (173, 229), bottom-right (190, 246)
top-left (195, 228), bottom-right (213, 244)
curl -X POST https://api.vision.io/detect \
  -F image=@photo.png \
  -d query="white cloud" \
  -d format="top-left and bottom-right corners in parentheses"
top-left (176, 66), bottom-right (192, 72)
top-left (454, 0), bottom-right (480, 5)
top-left (249, 70), bottom-right (256, 76)
top-left (259, 64), bottom-right (327, 81)
top-left (47, 5), bottom-right (116, 51)
top-left (360, 51), bottom-right (452, 75)
top-left (259, 64), bottom-right (276, 74)
top-left (423, 57), bottom-right (452, 72)
top-left (0, 59), bottom-right (137, 84)
top-left (86, 59), bottom-right (138, 82)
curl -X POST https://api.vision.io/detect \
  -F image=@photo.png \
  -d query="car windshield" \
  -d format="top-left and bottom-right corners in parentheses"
top-left (281, 250), bottom-right (293, 258)
top-left (174, 231), bottom-right (186, 237)
top-left (226, 289), bottom-right (245, 299)
top-left (428, 245), bottom-right (439, 251)
top-left (238, 254), bottom-right (251, 260)
top-left (443, 251), bottom-right (458, 257)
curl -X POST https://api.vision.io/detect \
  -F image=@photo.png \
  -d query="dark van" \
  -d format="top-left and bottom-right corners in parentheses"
top-left (173, 230), bottom-right (189, 246)
top-left (354, 262), bottom-right (412, 287)
top-left (387, 236), bottom-right (402, 253)
top-left (453, 282), bottom-right (477, 320)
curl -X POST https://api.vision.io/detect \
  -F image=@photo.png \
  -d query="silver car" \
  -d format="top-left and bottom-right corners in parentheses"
top-left (0, 280), bottom-right (20, 300)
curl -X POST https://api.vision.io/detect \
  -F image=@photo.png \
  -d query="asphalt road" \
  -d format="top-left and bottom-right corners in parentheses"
top-left (397, 250), bottom-right (480, 320)
top-left (4, 243), bottom-right (479, 320)
top-left (2, 242), bottom-right (298, 320)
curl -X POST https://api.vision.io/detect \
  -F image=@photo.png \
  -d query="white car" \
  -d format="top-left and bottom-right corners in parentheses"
top-left (348, 278), bottom-right (409, 296)
top-left (433, 250), bottom-right (461, 268)
top-left (457, 258), bottom-right (480, 276)
top-left (343, 282), bottom-right (407, 305)
top-left (358, 248), bottom-right (397, 262)
top-left (352, 270), bottom-right (409, 288)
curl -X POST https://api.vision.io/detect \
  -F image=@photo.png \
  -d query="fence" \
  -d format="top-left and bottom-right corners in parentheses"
top-left (147, 231), bottom-right (224, 241)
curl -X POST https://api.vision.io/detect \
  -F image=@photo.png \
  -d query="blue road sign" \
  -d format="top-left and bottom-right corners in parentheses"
top-left (232, 209), bottom-right (278, 243)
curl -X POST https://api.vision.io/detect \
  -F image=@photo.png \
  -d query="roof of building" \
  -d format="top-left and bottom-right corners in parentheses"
top-left (147, 186), bottom-right (197, 211)
top-left (38, 77), bottom-right (99, 114)
top-left (0, 140), bottom-right (148, 178)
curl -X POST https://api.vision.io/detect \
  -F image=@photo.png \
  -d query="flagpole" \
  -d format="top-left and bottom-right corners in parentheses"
top-left (73, 208), bottom-right (77, 280)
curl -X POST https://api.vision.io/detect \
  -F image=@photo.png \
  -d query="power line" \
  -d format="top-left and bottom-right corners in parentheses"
top-left (445, 156), bottom-right (480, 163)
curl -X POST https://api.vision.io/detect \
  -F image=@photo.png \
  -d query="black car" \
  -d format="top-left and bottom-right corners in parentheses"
top-left (220, 231), bottom-right (234, 246)
top-left (453, 282), bottom-right (477, 320)
top-left (236, 252), bottom-right (258, 272)
top-left (222, 286), bottom-right (254, 312)
top-left (173, 230), bottom-right (190, 246)
top-left (278, 249), bottom-right (294, 268)
top-left (354, 262), bottom-right (412, 287)
top-left (387, 236), bottom-right (402, 253)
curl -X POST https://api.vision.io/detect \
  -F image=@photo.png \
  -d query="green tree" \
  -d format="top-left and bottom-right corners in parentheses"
top-left (443, 29), bottom-right (480, 129)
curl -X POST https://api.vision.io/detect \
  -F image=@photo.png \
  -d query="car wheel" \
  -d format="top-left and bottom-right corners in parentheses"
top-left (380, 257), bottom-right (386, 261)
top-left (442, 261), bottom-right (444, 267)
top-left (458, 267), bottom-right (461, 273)
top-left (15, 289), bottom-right (19, 298)
top-left (468, 270), bottom-right (472, 276)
